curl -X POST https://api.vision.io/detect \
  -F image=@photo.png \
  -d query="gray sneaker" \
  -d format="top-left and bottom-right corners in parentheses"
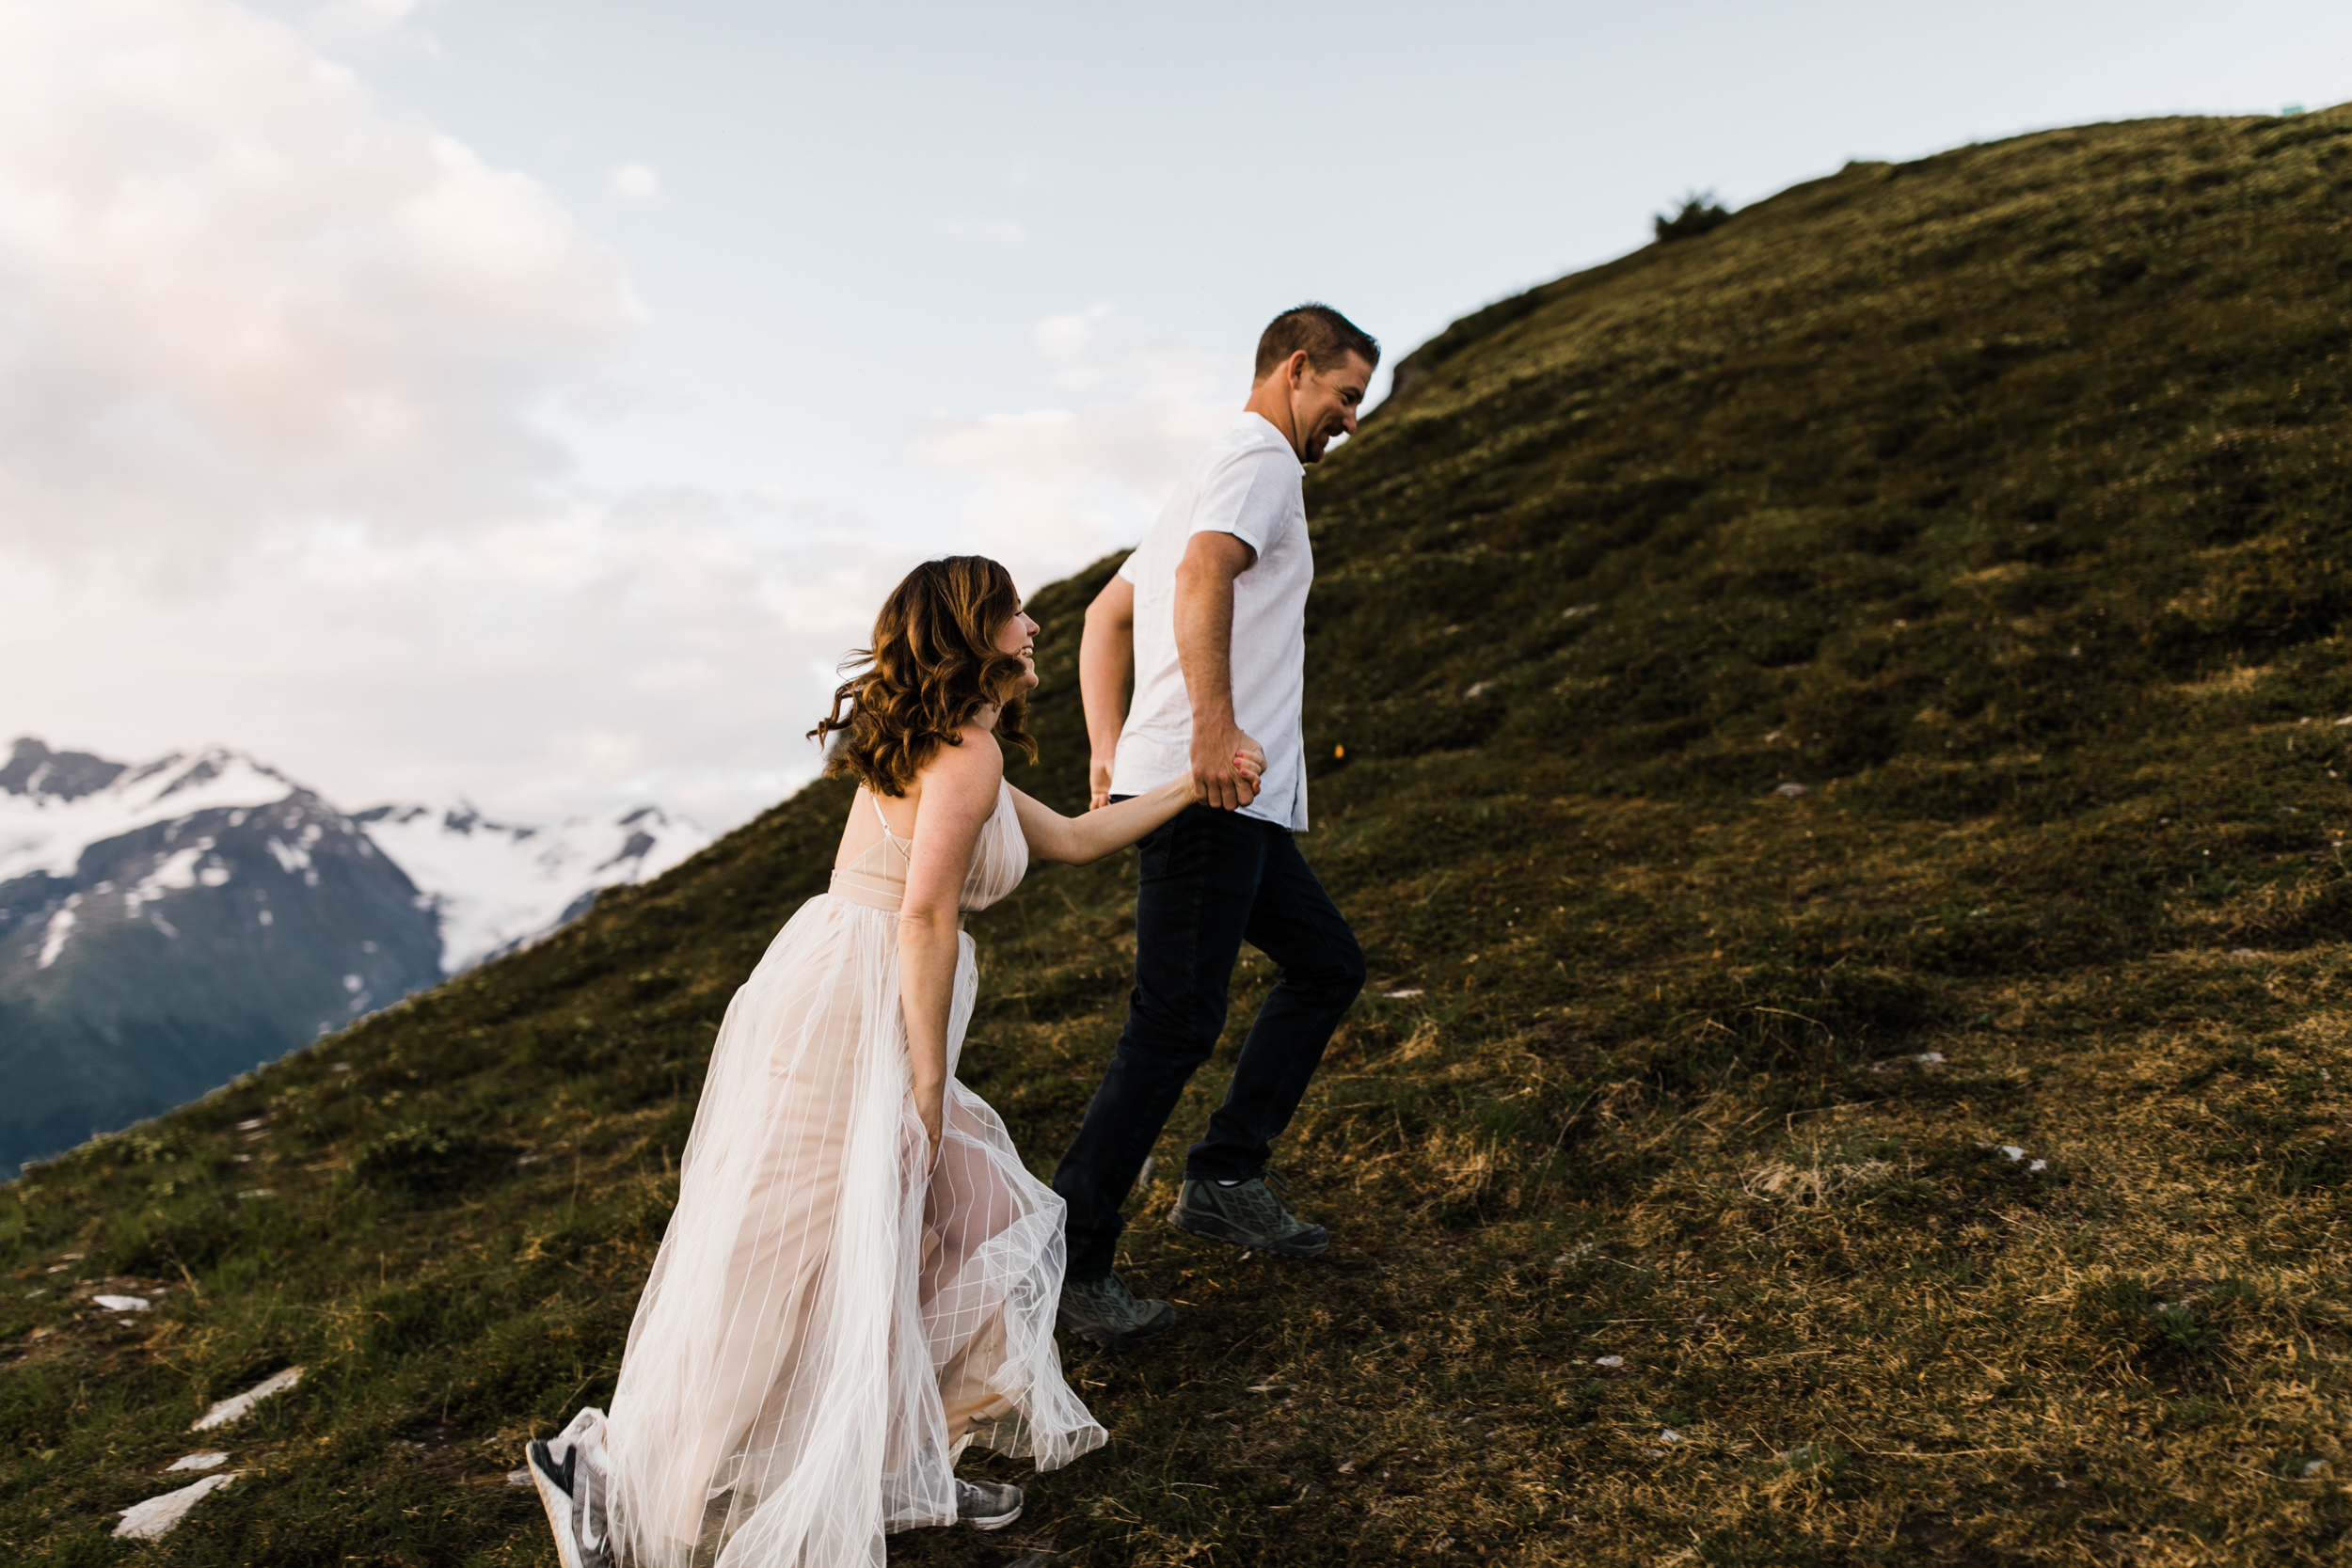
top-left (526, 1408), bottom-right (613, 1568)
top-left (957, 1477), bottom-right (1024, 1530)
top-left (1168, 1170), bottom-right (1327, 1259)
top-left (1057, 1270), bottom-right (1176, 1349)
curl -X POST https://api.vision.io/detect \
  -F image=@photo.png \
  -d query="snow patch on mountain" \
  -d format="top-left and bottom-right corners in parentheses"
top-left (354, 800), bottom-right (711, 973)
top-left (0, 741), bottom-right (297, 884)
top-left (2, 738), bottom-right (709, 980)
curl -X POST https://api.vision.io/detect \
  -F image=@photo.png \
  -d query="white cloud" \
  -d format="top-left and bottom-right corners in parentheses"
top-left (940, 217), bottom-right (1026, 245)
top-left (608, 161), bottom-right (661, 202)
top-left (0, 485), bottom-right (914, 828)
top-left (0, 0), bottom-right (899, 832)
top-left (0, 0), bottom-right (641, 574)
top-left (915, 306), bottom-right (1243, 583)
top-left (304, 0), bottom-right (438, 54)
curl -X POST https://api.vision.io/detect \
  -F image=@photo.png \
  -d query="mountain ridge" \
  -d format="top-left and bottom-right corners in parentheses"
top-left (0, 737), bottom-right (707, 1173)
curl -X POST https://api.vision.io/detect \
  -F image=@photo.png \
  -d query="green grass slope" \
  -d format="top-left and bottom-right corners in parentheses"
top-left (10, 107), bottom-right (2352, 1565)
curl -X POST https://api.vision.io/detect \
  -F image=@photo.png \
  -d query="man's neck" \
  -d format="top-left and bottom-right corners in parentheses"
top-left (1240, 384), bottom-right (1300, 460)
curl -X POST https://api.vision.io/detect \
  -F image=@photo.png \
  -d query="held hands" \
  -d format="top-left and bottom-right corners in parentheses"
top-left (1190, 724), bottom-right (1266, 811)
top-left (1092, 733), bottom-right (1266, 812)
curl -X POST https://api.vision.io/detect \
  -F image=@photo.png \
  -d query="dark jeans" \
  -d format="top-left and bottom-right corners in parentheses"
top-left (1053, 802), bottom-right (1365, 1280)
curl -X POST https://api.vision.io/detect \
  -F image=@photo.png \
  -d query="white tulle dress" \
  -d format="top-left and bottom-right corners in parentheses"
top-left (602, 782), bottom-right (1104, 1567)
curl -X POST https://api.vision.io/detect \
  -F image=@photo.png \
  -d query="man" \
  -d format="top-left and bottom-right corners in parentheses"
top-left (1053, 303), bottom-right (1375, 1350)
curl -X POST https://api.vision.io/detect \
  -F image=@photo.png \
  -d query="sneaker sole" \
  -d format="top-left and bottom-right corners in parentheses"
top-left (1057, 1299), bottom-right (1177, 1351)
top-left (964, 1501), bottom-right (1024, 1531)
top-left (526, 1444), bottom-right (589, 1568)
top-left (1167, 1203), bottom-right (1329, 1259)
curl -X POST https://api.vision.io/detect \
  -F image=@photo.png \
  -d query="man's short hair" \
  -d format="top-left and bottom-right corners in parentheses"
top-left (1254, 303), bottom-right (1379, 381)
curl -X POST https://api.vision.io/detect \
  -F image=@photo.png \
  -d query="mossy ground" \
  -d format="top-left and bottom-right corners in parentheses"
top-left (8, 107), bottom-right (2352, 1564)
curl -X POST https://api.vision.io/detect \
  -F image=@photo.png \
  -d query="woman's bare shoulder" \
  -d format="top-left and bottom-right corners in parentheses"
top-left (916, 725), bottom-right (1005, 803)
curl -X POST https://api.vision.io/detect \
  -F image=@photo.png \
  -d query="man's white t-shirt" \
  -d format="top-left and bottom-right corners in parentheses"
top-left (1110, 412), bottom-right (1312, 832)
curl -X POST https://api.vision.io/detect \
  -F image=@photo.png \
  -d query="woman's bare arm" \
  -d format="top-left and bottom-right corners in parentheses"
top-left (897, 729), bottom-right (1002, 1152)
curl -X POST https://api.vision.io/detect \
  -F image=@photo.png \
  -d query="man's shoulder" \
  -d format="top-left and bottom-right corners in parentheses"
top-left (1192, 417), bottom-right (1303, 520)
top-left (1215, 413), bottom-right (1299, 467)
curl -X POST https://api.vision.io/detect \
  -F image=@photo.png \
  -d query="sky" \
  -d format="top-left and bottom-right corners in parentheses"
top-left (3, 0), bottom-right (2347, 831)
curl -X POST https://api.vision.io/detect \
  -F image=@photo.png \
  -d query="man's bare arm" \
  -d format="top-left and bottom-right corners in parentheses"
top-left (1174, 531), bottom-right (1263, 812)
top-left (1081, 573), bottom-right (1136, 811)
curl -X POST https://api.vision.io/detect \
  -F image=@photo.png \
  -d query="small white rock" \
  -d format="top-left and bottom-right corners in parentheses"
top-left (166, 1452), bottom-right (229, 1472)
top-left (94, 1294), bottom-right (150, 1312)
top-left (192, 1366), bottom-right (303, 1432)
top-left (2028, 1160), bottom-right (2048, 1173)
top-left (1774, 782), bottom-right (1809, 799)
top-left (1381, 988), bottom-right (1424, 999)
top-left (115, 1472), bottom-right (236, 1539)
top-left (1593, 1355), bottom-right (1625, 1369)
top-left (1661, 1429), bottom-right (1684, 1444)
top-left (1999, 1146), bottom-right (2026, 1162)
top-left (2303, 1458), bottom-right (2331, 1479)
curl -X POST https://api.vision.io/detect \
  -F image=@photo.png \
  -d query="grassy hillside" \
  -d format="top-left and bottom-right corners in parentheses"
top-left (10, 105), bottom-right (2352, 1565)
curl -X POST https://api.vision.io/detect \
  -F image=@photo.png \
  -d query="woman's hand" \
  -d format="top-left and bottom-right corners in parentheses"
top-left (1234, 737), bottom-right (1266, 786)
top-left (915, 1080), bottom-right (945, 1160)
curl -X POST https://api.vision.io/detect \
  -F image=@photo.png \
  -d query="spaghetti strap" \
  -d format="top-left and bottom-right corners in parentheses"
top-left (871, 790), bottom-right (908, 842)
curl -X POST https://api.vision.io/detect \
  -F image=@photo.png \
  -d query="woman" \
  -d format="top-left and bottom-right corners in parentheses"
top-left (527, 556), bottom-right (1260, 1568)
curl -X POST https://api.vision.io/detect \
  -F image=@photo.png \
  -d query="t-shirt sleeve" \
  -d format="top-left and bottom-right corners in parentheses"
top-left (1188, 446), bottom-right (1296, 557)
top-left (1115, 550), bottom-right (1139, 583)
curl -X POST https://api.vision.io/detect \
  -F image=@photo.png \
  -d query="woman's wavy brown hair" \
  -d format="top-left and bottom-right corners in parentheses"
top-left (808, 555), bottom-right (1037, 797)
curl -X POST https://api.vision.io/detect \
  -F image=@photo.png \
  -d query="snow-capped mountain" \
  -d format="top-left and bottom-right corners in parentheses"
top-left (353, 800), bottom-right (711, 973)
top-left (0, 737), bottom-right (443, 1176)
top-left (0, 740), bottom-right (310, 886)
top-left (0, 736), bottom-right (711, 1175)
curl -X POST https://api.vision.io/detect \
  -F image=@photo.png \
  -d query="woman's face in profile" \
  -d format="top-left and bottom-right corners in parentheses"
top-left (996, 604), bottom-right (1040, 691)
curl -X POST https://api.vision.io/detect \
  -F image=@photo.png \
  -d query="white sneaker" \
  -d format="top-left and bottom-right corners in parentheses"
top-left (527, 1408), bottom-right (614, 1568)
top-left (956, 1477), bottom-right (1024, 1530)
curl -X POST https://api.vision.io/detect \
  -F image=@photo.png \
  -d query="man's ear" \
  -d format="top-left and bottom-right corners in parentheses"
top-left (1285, 349), bottom-right (1311, 388)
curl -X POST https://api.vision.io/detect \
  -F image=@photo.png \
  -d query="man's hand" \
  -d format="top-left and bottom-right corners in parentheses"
top-left (1082, 575), bottom-right (1136, 815)
top-left (1191, 722), bottom-right (1263, 811)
